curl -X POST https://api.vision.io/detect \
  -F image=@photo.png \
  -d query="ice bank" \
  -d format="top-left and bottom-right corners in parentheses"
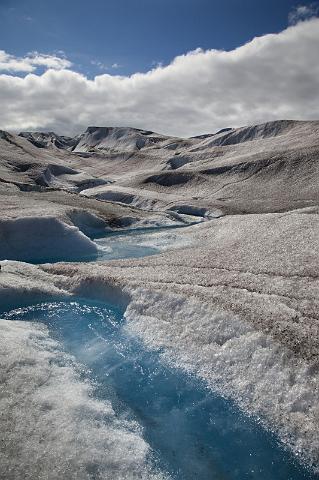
top-left (0, 318), bottom-right (165, 480)
top-left (0, 216), bottom-right (98, 263)
top-left (1, 298), bottom-right (316, 480)
top-left (124, 287), bottom-right (319, 473)
top-left (1, 259), bottom-right (318, 474)
top-left (44, 252), bottom-right (319, 474)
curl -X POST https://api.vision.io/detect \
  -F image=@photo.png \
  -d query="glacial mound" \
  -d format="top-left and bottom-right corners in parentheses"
top-left (73, 126), bottom-right (171, 154)
top-left (206, 120), bottom-right (319, 147)
top-left (19, 131), bottom-right (77, 150)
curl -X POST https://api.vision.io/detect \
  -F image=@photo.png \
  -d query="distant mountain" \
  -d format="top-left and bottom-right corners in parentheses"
top-left (19, 131), bottom-right (78, 150)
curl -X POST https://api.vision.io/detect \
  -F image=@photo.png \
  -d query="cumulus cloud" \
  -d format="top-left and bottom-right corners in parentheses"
top-left (288, 3), bottom-right (319, 24)
top-left (0, 19), bottom-right (319, 137)
top-left (0, 50), bottom-right (72, 73)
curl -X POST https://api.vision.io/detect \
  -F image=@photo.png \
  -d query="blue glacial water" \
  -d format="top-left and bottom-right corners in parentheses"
top-left (93, 224), bottom-right (195, 261)
top-left (2, 298), bottom-right (318, 480)
top-left (94, 227), bottom-right (162, 260)
top-left (31, 225), bottom-right (190, 263)
top-left (28, 225), bottom-right (189, 264)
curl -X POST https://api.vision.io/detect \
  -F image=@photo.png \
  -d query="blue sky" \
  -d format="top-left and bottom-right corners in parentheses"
top-left (0, 0), bottom-right (317, 77)
top-left (0, 1), bottom-right (319, 136)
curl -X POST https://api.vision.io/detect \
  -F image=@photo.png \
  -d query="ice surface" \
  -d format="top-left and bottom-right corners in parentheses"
top-left (73, 126), bottom-right (171, 154)
top-left (0, 317), bottom-right (166, 480)
top-left (0, 216), bottom-right (98, 263)
top-left (125, 288), bottom-right (319, 472)
top-left (19, 131), bottom-right (77, 150)
top-left (2, 119), bottom-right (319, 475)
top-left (1, 299), bottom-right (316, 480)
top-left (2, 206), bottom-right (319, 473)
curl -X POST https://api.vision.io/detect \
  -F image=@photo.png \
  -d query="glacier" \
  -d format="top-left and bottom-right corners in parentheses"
top-left (1, 120), bottom-right (319, 477)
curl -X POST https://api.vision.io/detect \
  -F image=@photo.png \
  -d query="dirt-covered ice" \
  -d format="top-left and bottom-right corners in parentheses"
top-left (1, 120), bottom-right (319, 474)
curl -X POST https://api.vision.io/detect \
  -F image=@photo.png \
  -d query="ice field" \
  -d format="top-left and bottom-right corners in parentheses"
top-left (1, 298), bottom-right (317, 480)
top-left (1, 120), bottom-right (319, 478)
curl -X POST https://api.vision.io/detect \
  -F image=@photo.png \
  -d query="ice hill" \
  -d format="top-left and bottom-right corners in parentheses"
top-left (2, 119), bottom-right (319, 257)
top-left (1, 119), bottom-right (319, 473)
top-left (2, 118), bottom-right (319, 256)
top-left (72, 126), bottom-right (173, 153)
top-left (19, 131), bottom-right (77, 150)
top-left (15, 120), bottom-right (319, 215)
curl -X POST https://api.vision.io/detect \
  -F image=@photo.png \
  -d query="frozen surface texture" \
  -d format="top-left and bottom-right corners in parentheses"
top-left (0, 319), bottom-right (166, 480)
top-left (125, 288), bottom-right (319, 471)
top-left (1, 119), bottom-right (319, 472)
top-left (39, 209), bottom-right (319, 470)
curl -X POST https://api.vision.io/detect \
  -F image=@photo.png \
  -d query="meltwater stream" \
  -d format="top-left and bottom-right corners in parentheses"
top-left (2, 298), bottom-right (317, 480)
top-left (26, 225), bottom-right (195, 264)
top-left (94, 225), bottom-right (194, 261)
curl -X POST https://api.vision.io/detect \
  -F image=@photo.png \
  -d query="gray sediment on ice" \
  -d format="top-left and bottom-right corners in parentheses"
top-left (1, 119), bottom-right (319, 470)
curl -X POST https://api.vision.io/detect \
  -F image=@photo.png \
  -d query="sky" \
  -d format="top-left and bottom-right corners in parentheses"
top-left (0, 0), bottom-right (319, 136)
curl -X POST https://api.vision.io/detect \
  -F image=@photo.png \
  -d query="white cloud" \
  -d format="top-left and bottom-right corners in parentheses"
top-left (1, 19), bottom-right (319, 137)
top-left (0, 51), bottom-right (72, 73)
top-left (288, 3), bottom-right (319, 24)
